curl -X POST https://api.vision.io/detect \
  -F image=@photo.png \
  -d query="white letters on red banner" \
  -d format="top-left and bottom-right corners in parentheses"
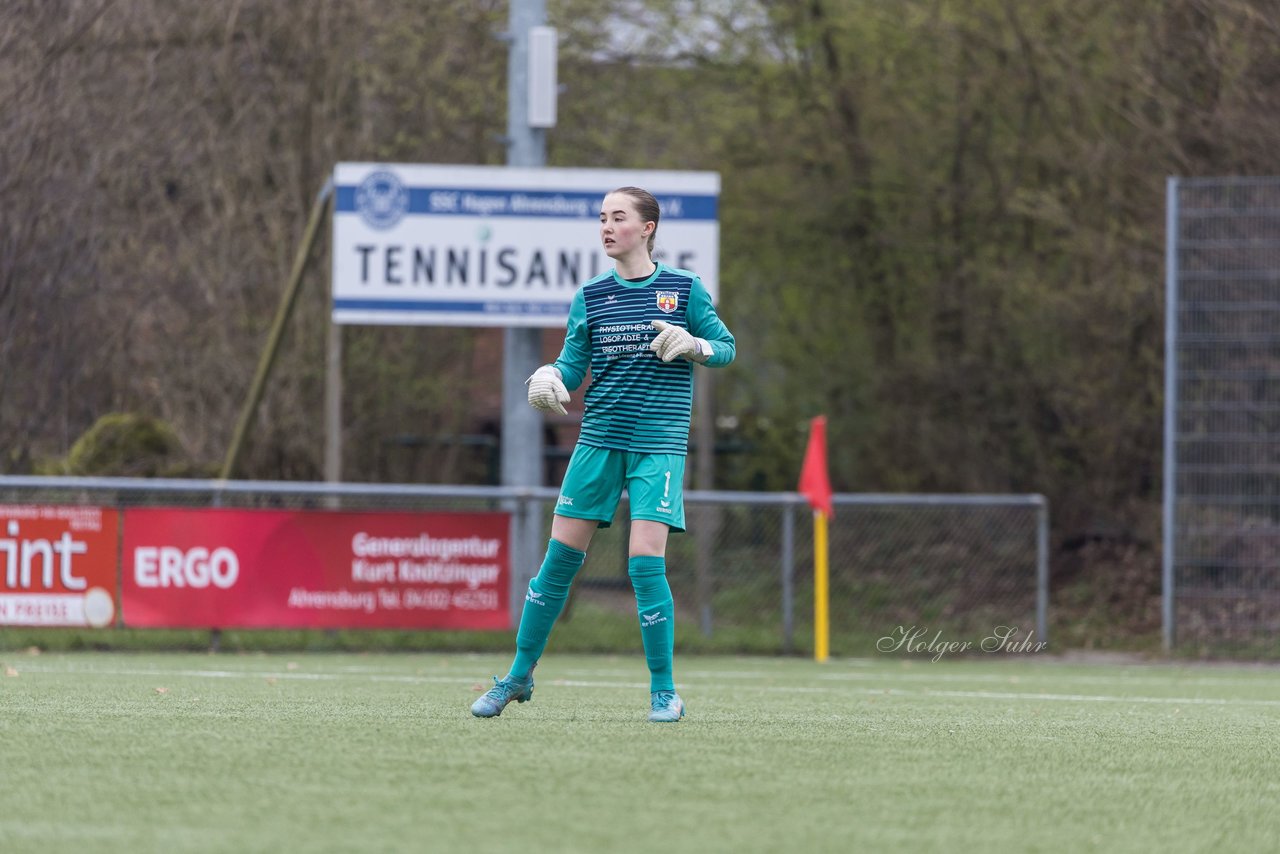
top-left (121, 508), bottom-right (510, 630)
top-left (0, 505), bottom-right (119, 627)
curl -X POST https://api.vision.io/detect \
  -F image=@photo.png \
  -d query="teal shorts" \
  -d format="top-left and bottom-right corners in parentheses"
top-left (556, 444), bottom-right (686, 533)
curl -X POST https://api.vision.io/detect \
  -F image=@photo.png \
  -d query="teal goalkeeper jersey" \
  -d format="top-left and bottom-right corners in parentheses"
top-left (553, 264), bottom-right (735, 455)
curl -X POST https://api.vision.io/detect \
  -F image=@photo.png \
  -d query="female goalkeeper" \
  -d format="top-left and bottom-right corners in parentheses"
top-left (471, 186), bottom-right (735, 723)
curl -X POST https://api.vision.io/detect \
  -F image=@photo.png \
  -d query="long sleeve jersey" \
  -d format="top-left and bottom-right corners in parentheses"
top-left (552, 263), bottom-right (735, 455)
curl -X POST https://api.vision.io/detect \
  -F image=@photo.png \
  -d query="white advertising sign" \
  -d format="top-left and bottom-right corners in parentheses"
top-left (331, 163), bottom-right (720, 327)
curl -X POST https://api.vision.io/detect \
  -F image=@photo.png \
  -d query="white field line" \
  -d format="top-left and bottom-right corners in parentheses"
top-left (574, 665), bottom-right (1280, 691)
top-left (10, 664), bottom-right (1280, 708)
top-left (18, 657), bottom-right (1274, 689)
top-left (916, 689), bottom-right (1280, 707)
top-left (8, 665), bottom-right (652, 690)
top-left (812, 669), bottom-right (1280, 689)
top-left (673, 667), bottom-right (1280, 689)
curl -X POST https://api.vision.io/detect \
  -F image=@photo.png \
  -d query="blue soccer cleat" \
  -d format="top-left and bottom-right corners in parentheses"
top-left (648, 690), bottom-right (686, 723)
top-left (471, 668), bottom-right (535, 718)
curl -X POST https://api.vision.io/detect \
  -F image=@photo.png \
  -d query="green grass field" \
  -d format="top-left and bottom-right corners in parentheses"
top-left (3, 651), bottom-right (1279, 853)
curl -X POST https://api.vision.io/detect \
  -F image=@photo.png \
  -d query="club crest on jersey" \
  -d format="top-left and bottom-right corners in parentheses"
top-left (656, 291), bottom-right (679, 313)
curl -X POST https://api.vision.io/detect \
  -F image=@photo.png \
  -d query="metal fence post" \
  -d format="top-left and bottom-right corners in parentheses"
top-left (1162, 175), bottom-right (1179, 653)
top-left (781, 499), bottom-right (795, 654)
top-left (1036, 495), bottom-right (1049, 645)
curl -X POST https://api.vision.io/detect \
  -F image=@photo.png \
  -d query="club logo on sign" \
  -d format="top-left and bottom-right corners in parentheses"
top-left (355, 170), bottom-right (409, 230)
top-left (656, 291), bottom-right (678, 313)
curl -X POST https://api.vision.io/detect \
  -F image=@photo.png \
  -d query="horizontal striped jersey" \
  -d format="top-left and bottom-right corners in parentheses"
top-left (553, 264), bottom-right (735, 455)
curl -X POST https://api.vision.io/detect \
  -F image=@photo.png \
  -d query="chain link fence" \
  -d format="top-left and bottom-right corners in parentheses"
top-left (1164, 176), bottom-right (1280, 652)
top-left (0, 476), bottom-right (1047, 655)
top-left (579, 492), bottom-right (1048, 656)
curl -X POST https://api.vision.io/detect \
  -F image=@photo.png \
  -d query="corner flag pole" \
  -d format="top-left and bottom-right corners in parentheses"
top-left (813, 508), bottom-right (830, 662)
top-left (797, 416), bottom-right (834, 663)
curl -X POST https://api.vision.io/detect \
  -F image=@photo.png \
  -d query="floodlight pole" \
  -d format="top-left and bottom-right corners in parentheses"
top-left (503, 0), bottom-right (550, 617)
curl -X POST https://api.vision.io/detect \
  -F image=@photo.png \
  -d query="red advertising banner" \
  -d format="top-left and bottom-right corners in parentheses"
top-left (121, 508), bottom-right (510, 630)
top-left (0, 505), bottom-right (119, 627)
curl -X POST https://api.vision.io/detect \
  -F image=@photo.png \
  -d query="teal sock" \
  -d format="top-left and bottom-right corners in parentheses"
top-left (629, 555), bottom-right (675, 693)
top-left (509, 539), bottom-right (585, 679)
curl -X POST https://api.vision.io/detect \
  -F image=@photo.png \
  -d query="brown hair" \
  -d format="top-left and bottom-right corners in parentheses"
top-left (610, 186), bottom-right (660, 254)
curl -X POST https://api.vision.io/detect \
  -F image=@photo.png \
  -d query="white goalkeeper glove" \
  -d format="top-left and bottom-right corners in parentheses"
top-left (526, 364), bottom-right (569, 415)
top-left (650, 320), bottom-right (711, 363)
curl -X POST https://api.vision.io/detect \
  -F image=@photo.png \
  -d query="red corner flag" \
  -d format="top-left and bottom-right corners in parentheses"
top-left (798, 415), bottom-right (834, 518)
